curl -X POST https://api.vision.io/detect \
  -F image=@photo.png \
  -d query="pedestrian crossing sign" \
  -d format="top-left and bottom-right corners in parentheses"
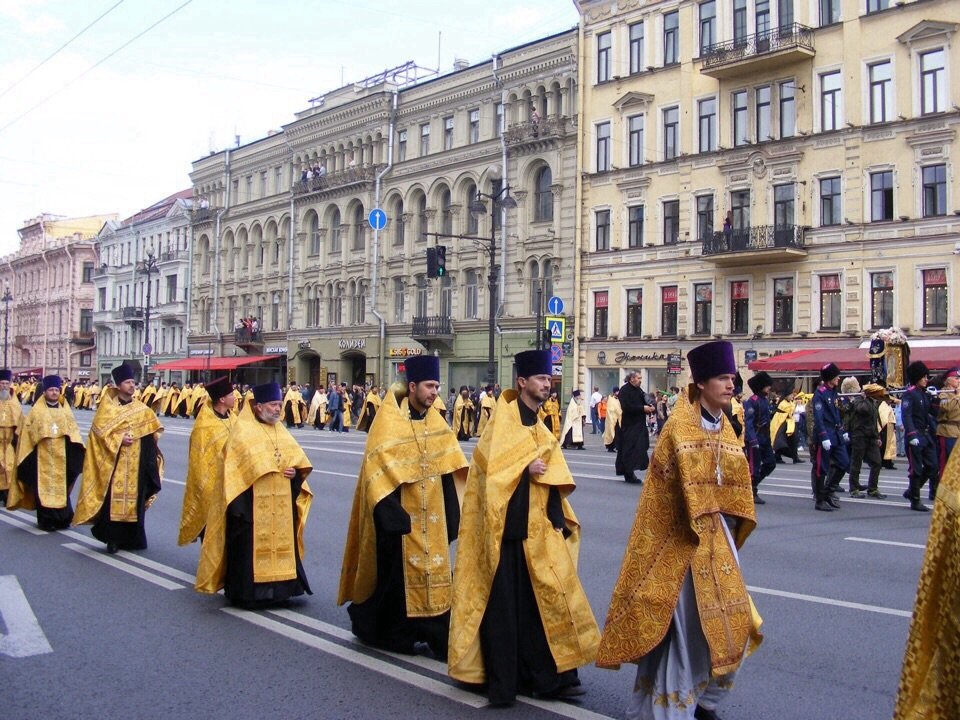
top-left (545, 316), bottom-right (565, 343)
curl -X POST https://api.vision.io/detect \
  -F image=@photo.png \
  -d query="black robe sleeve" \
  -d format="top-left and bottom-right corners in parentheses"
top-left (373, 487), bottom-right (411, 535)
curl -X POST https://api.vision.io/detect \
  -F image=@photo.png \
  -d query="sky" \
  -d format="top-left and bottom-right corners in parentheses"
top-left (0, 0), bottom-right (580, 255)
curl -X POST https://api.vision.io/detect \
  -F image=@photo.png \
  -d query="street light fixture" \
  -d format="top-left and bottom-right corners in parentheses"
top-left (2, 282), bottom-right (11, 369)
top-left (469, 186), bottom-right (517, 387)
top-left (136, 247), bottom-right (159, 381)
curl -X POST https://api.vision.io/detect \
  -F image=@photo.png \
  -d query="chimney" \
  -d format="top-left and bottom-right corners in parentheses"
top-left (453, 58), bottom-right (469, 72)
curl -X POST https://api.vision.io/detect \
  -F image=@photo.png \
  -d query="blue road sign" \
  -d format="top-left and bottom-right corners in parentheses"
top-left (368, 208), bottom-right (387, 230)
top-left (143, 343), bottom-right (152, 355)
top-left (550, 344), bottom-right (563, 363)
top-left (547, 296), bottom-right (564, 315)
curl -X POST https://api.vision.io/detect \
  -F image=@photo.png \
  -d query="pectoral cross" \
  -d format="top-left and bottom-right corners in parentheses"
top-left (274, 448), bottom-right (283, 464)
top-left (51, 422), bottom-right (59, 435)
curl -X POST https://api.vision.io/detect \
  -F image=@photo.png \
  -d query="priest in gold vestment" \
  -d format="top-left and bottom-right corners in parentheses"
top-left (560, 389), bottom-right (586, 450)
top-left (74, 363), bottom-right (163, 553)
top-left (476, 386), bottom-right (496, 438)
top-left (0, 368), bottom-right (23, 506)
top-left (448, 350), bottom-right (600, 706)
top-left (597, 341), bottom-right (761, 720)
top-left (339, 356), bottom-right (468, 659)
top-left (282, 383), bottom-right (306, 428)
top-left (355, 386), bottom-right (382, 432)
top-left (194, 382), bottom-right (313, 608)
top-left (178, 377), bottom-right (237, 547)
top-left (539, 390), bottom-right (562, 441)
top-left (452, 387), bottom-right (474, 441)
top-left (8, 376), bottom-right (85, 530)
top-left (893, 439), bottom-right (960, 720)
top-left (603, 387), bottom-right (622, 452)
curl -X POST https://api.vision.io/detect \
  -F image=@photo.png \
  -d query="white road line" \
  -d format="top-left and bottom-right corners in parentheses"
top-left (61, 543), bottom-right (185, 591)
top-left (0, 509), bottom-right (47, 535)
top-left (59, 529), bottom-right (197, 583)
top-left (754, 489), bottom-right (909, 508)
top-left (747, 585), bottom-right (912, 618)
top-left (0, 575), bottom-right (53, 658)
top-left (845, 536), bottom-right (926, 550)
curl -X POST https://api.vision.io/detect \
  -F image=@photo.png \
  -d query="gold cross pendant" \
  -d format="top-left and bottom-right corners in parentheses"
top-left (274, 449), bottom-right (283, 464)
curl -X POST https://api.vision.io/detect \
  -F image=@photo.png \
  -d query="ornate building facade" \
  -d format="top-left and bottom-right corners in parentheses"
top-left (188, 31), bottom-right (579, 391)
top-left (574, 0), bottom-right (960, 391)
top-left (0, 213), bottom-right (116, 378)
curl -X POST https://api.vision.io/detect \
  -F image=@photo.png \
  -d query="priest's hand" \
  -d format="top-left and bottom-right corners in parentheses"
top-left (282, 467), bottom-right (296, 478)
top-left (528, 458), bottom-right (547, 476)
top-left (121, 432), bottom-right (134, 446)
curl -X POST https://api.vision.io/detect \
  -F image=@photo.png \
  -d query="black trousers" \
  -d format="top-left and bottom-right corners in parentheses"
top-left (848, 437), bottom-right (881, 492)
top-left (906, 440), bottom-right (938, 501)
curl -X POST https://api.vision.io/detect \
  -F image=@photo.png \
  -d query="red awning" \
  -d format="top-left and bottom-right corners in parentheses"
top-left (150, 355), bottom-right (280, 371)
top-left (748, 346), bottom-right (960, 374)
top-left (15, 367), bottom-right (43, 377)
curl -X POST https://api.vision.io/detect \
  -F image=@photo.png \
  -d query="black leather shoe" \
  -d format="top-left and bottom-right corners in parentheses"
top-left (827, 495), bottom-right (841, 509)
top-left (867, 490), bottom-right (887, 499)
top-left (910, 501), bottom-right (930, 512)
top-left (902, 489), bottom-right (912, 501)
top-left (753, 493), bottom-right (766, 505)
top-left (815, 500), bottom-right (834, 511)
top-left (106, 543), bottom-right (119, 555)
top-left (694, 705), bottom-right (722, 720)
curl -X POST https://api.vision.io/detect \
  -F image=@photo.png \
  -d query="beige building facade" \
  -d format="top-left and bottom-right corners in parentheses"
top-left (1, 213), bottom-right (117, 378)
top-left (574, 0), bottom-right (960, 392)
top-left (189, 32), bottom-right (579, 392)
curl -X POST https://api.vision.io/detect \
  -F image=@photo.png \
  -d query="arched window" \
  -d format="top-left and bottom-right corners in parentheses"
top-left (464, 182), bottom-right (478, 235)
top-left (440, 188), bottom-right (452, 234)
top-left (393, 198), bottom-right (405, 246)
top-left (352, 204), bottom-right (365, 251)
top-left (308, 213), bottom-right (320, 255)
top-left (464, 270), bottom-right (478, 319)
top-left (393, 277), bottom-right (405, 323)
top-left (440, 274), bottom-right (452, 317)
top-left (534, 166), bottom-right (553, 222)
top-left (529, 261), bottom-right (541, 314)
top-left (417, 195), bottom-right (427, 242)
top-left (543, 260), bottom-right (554, 301)
top-left (329, 209), bottom-right (342, 253)
top-left (415, 274), bottom-right (428, 316)
top-left (356, 281), bottom-right (367, 324)
top-left (271, 291), bottom-right (281, 330)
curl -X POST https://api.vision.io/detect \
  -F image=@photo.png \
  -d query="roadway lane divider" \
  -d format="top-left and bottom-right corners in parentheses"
top-left (0, 509), bottom-right (48, 535)
top-left (747, 585), bottom-right (911, 618)
top-left (61, 543), bottom-right (185, 591)
top-left (844, 536), bottom-right (925, 550)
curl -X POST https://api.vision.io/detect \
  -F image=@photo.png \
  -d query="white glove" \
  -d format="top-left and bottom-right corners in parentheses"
top-left (910, 438), bottom-right (920, 447)
top-left (927, 386), bottom-right (939, 397)
top-left (842, 432), bottom-right (850, 443)
top-left (821, 439), bottom-right (832, 451)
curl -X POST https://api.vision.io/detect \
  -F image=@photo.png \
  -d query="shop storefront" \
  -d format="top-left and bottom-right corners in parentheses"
top-left (152, 348), bottom-right (286, 386)
top-left (584, 347), bottom-right (683, 395)
top-left (289, 335), bottom-right (391, 389)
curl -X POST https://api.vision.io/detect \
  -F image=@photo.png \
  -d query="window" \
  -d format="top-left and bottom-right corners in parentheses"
top-left (80, 351), bottom-right (92, 367)
top-left (393, 199), bottom-right (405, 246)
top-left (495, 103), bottom-right (503, 137)
top-left (166, 274), bottom-right (178, 303)
top-left (626, 289), bottom-right (643, 336)
top-left (922, 164), bottom-right (947, 217)
top-left (773, 277), bottom-right (794, 332)
top-left (329, 209), bottom-right (341, 253)
top-left (730, 281), bottom-right (750, 334)
top-left (779, 80), bottom-right (796, 137)
top-left (271, 291), bottom-right (281, 330)
top-left (778, 0), bottom-right (794, 29)
top-left (439, 275), bottom-right (451, 318)
top-left (469, 109), bottom-right (480, 143)
top-left (628, 206), bottom-right (644, 248)
top-left (443, 116), bottom-right (454, 150)
top-left (464, 270), bottom-right (478, 319)
top-left (597, 31), bottom-right (612, 83)
top-left (870, 170), bottom-right (894, 221)
top-left (774, 183), bottom-right (795, 228)
top-left (629, 22), bottom-right (645, 74)
top-left (868, 60), bottom-right (892, 124)
top-left (866, 0), bottom-right (889, 12)
top-left (756, 86), bottom-right (771, 141)
top-left (397, 130), bottom-right (407, 162)
top-left (415, 275), bottom-right (428, 317)
top-left (693, 284), bottom-right (713, 335)
top-left (733, 90), bottom-right (748, 146)
top-left (731, 189), bottom-right (751, 233)
top-left (596, 210), bottom-right (611, 251)
top-left (529, 262), bottom-right (541, 313)
top-left (820, 176), bottom-right (841, 226)
top-left (698, 98), bottom-right (716, 152)
top-left (733, 0), bottom-right (747, 47)
top-left (352, 205), bottom-right (365, 251)
top-left (661, 286), bottom-right (678, 336)
top-left (819, 0), bottom-right (839, 25)
top-left (699, 1), bottom-right (716, 55)
top-left (628, 114), bottom-right (644, 166)
top-left (440, 189), bottom-right (452, 234)
top-left (417, 195), bottom-right (428, 241)
top-left (419, 123), bottom-right (430, 156)
top-left (393, 278), bottom-right (405, 323)
top-left (663, 200), bottom-right (680, 244)
top-left (98, 287), bottom-right (106, 311)
top-left (663, 11), bottom-right (679, 65)
top-left (696, 195), bottom-right (714, 241)
top-left (756, 0), bottom-right (770, 37)
top-left (663, 106), bottom-right (679, 160)
top-left (594, 291), bottom-right (609, 337)
top-left (534, 166), bottom-right (553, 222)
top-left (820, 70), bottom-right (842, 131)
top-left (596, 121), bottom-right (611, 171)
top-left (79, 308), bottom-right (93, 333)
top-left (308, 213), bottom-right (321, 254)
top-left (923, 268), bottom-right (947, 328)
top-left (82, 262), bottom-right (94, 283)
top-left (465, 183), bottom-right (479, 235)
top-left (819, 274), bottom-right (842, 330)
top-left (871, 271), bottom-right (894, 328)
top-left (490, 179), bottom-right (503, 231)
top-left (920, 49), bottom-right (946, 115)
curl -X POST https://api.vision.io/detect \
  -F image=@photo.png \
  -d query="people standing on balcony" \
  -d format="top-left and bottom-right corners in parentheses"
top-left (901, 361), bottom-right (940, 510)
top-left (722, 210), bottom-right (733, 246)
top-left (812, 363), bottom-right (848, 512)
top-left (743, 372), bottom-right (776, 504)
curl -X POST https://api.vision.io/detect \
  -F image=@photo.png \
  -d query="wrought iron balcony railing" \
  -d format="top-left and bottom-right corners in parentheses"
top-left (234, 328), bottom-right (262, 344)
top-left (702, 224), bottom-right (806, 256)
top-left (121, 306), bottom-right (144, 321)
top-left (504, 116), bottom-right (570, 146)
top-left (412, 315), bottom-right (453, 337)
top-left (701, 23), bottom-right (814, 71)
top-left (293, 165), bottom-right (384, 196)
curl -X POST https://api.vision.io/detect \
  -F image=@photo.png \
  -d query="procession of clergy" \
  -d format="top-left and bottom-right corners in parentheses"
top-left (0, 341), bottom-right (953, 719)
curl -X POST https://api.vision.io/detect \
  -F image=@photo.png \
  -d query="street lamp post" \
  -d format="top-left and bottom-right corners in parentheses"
top-left (469, 186), bottom-right (517, 387)
top-left (2, 283), bottom-right (11, 369)
top-left (136, 249), bottom-right (159, 381)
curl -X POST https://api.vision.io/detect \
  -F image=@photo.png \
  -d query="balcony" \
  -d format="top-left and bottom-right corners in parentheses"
top-left (293, 165), bottom-right (385, 197)
top-left (412, 315), bottom-right (453, 340)
top-left (70, 331), bottom-right (95, 346)
top-left (701, 225), bottom-right (807, 266)
top-left (234, 327), bottom-right (263, 349)
top-left (122, 306), bottom-right (144, 325)
top-left (191, 207), bottom-right (217, 224)
top-left (700, 24), bottom-right (815, 79)
top-left (504, 116), bottom-right (570, 149)
top-left (159, 250), bottom-right (182, 262)
top-left (14, 334), bottom-right (28, 349)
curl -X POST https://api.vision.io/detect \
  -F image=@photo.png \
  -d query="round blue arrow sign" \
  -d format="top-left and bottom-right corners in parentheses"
top-left (547, 296), bottom-right (564, 315)
top-left (368, 208), bottom-right (387, 230)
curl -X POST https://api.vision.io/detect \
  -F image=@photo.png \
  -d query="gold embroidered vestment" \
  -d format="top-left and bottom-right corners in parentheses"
top-left (178, 404), bottom-right (237, 545)
top-left (8, 401), bottom-right (82, 510)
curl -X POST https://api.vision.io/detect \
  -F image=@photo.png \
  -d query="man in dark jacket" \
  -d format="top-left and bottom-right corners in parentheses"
top-left (846, 383), bottom-right (887, 499)
top-left (743, 371), bottom-right (776, 505)
top-left (616, 371), bottom-right (653, 484)
top-left (812, 362), bottom-right (849, 511)
top-left (901, 361), bottom-right (939, 511)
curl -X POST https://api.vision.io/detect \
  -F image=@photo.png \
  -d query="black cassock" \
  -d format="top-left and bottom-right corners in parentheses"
top-left (91, 431), bottom-right (161, 551)
top-left (17, 433), bottom-right (85, 530)
top-left (615, 382), bottom-right (651, 480)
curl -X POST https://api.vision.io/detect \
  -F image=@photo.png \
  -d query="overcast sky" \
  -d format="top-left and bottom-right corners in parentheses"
top-left (0, 0), bottom-right (579, 255)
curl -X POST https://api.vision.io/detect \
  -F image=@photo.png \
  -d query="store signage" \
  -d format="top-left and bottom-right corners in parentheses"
top-left (297, 340), bottom-right (311, 350)
top-left (77, 370), bottom-right (91, 377)
top-left (667, 353), bottom-right (682, 373)
top-left (597, 351), bottom-right (607, 365)
top-left (613, 351), bottom-right (670, 364)
top-left (338, 338), bottom-right (366, 350)
top-left (265, 346), bottom-right (288, 354)
top-left (189, 349), bottom-right (214, 356)
top-left (389, 347), bottom-right (423, 358)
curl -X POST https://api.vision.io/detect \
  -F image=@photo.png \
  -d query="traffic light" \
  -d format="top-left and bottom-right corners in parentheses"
top-left (436, 245), bottom-right (447, 277)
top-left (426, 246), bottom-right (437, 277)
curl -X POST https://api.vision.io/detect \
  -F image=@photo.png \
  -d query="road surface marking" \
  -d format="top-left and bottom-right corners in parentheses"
top-left (62, 543), bottom-right (185, 590)
top-left (845, 536), bottom-right (925, 550)
top-left (748, 585), bottom-right (911, 618)
top-left (0, 575), bottom-right (53, 658)
top-left (0, 510), bottom-right (46, 535)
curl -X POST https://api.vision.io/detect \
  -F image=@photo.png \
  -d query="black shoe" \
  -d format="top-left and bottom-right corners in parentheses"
top-left (867, 490), bottom-right (887, 499)
top-left (827, 495), bottom-right (841, 509)
top-left (106, 543), bottom-right (119, 555)
top-left (624, 475), bottom-right (642, 485)
top-left (753, 493), bottom-right (766, 505)
top-left (832, 486), bottom-right (845, 493)
top-left (882, 461), bottom-right (896, 470)
top-left (815, 500), bottom-right (834, 511)
top-left (902, 489), bottom-right (912, 501)
top-left (849, 490), bottom-right (865, 499)
top-left (910, 501), bottom-right (930, 512)
top-left (694, 705), bottom-right (723, 720)
top-left (792, 459), bottom-right (804, 464)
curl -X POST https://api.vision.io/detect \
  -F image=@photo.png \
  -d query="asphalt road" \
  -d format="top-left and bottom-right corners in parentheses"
top-left (1, 410), bottom-right (932, 720)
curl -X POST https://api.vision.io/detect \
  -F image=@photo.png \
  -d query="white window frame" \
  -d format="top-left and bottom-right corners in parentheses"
top-left (863, 55), bottom-right (895, 125)
top-left (812, 271), bottom-right (845, 333)
top-left (864, 163), bottom-right (897, 222)
top-left (813, 169), bottom-right (844, 227)
top-left (816, 65), bottom-right (844, 132)
top-left (915, 263), bottom-right (951, 330)
top-left (594, 119), bottom-right (612, 172)
top-left (591, 287), bottom-right (611, 337)
top-left (766, 270), bottom-right (798, 334)
top-left (913, 45), bottom-right (949, 117)
top-left (659, 104), bottom-right (681, 161)
top-left (690, 280), bottom-right (714, 336)
top-left (696, 94), bottom-right (718, 153)
top-left (591, 204), bottom-right (613, 252)
top-left (863, 266), bottom-right (897, 331)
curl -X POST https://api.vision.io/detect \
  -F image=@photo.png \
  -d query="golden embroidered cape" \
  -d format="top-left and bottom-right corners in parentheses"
top-left (560, 397), bottom-right (586, 443)
top-left (731, 397), bottom-right (746, 448)
top-left (338, 392), bottom-right (468, 613)
top-left (194, 411), bottom-right (313, 593)
top-left (879, 400), bottom-right (897, 461)
top-left (306, 391), bottom-right (327, 425)
top-left (539, 397), bottom-right (562, 441)
top-left (893, 447), bottom-right (960, 720)
top-left (603, 395), bottom-right (622, 446)
top-left (432, 395), bottom-right (446, 418)
top-left (0, 395), bottom-right (23, 493)
top-left (769, 398), bottom-right (795, 445)
top-left (141, 385), bottom-right (158, 410)
top-left (448, 390), bottom-right (600, 684)
top-left (355, 391), bottom-right (382, 432)
top-left (283, 388), bottom-right (306, 425)
top-left (8, 400), bottom-right (83, 511)
top-left (178, 404), bottom-right (237, 545)
top-left (476, 394), bottom-right (496, 438)
top-left (74, 388), bottom-right (164, 526)
top-left (452, 395), bottom-right (474, 438)
top-left (596, 395), bottom-right (761, 676)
